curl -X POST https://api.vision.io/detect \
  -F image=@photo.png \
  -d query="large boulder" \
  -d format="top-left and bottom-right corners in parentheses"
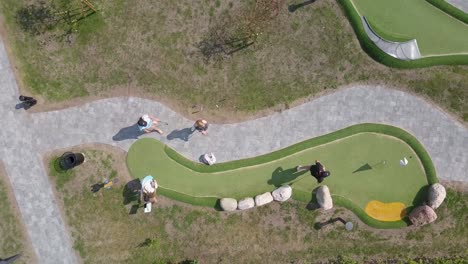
top-left (220, 198), bottom-right (237, 211)
top-left (316, 185), bottom-right (333, 210)
top-left (428, 183), bottom-right (446, 209)
top-left (238, 197), bottom-right (255, 210)
top-left (254, 192), bottom-right (274, 206)
top-left (272, 185), bottom-right (292, 202)
top-left (409, 205), bottom-right (437, 226)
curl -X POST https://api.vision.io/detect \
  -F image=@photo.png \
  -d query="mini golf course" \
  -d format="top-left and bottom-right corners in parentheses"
top-left (350, 0), bottom-right (468, 56)
top-left (127, 124), bottom-right (437, 229)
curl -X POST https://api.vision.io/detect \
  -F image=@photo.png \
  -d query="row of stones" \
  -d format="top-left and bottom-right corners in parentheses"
top-left (219, 183), bottom-right (446, 228)
top-left (409, 183), bottom-right (446, 226)
top-left (219, 185), bottom-right (334, 211)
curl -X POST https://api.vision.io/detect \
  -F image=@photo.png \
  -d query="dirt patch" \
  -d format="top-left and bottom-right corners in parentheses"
top-left (1, 0), bottom-right (466, 124)
top-left (0, 161), bottom-right (37, 264)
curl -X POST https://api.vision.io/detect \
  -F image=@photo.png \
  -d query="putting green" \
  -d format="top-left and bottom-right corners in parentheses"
top-left (127, 124), bottom-right (435, 228)
top-left (350, 0), bottom-right (468, 56)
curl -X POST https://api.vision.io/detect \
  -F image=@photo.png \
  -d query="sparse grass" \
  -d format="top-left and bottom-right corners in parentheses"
top-left (45, 147), bottom-right (467, 263)
top-left (0, 166), bottom-right (34, 264)
top-left (0, 0), bottom-right (466, 120)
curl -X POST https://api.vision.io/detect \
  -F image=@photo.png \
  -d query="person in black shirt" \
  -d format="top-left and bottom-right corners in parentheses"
top-left (296, 160), bottom-right (331, 183)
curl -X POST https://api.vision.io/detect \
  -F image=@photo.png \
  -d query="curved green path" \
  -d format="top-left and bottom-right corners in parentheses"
top-left (127, 124), bottom-right (436, 229)
top-left (351, 0), bottom-right (468, 56)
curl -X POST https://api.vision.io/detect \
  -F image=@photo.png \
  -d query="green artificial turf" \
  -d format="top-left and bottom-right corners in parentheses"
top-left (127, 124), bottom-right (434, 228)
top-left (351, 0), bottom-right (468, 56)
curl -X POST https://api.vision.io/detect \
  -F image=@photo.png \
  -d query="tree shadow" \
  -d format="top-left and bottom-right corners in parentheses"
top-left (288, 0), bottom-right (317, 13)
top-left (123, 179), bottom-right (141, 205)
top-left (166, 127), bottom-right (194, 142)
top-left (268, 167), bottom-right (308, 187)
top-left (112, 124), bottom-right (145, 141)
top-left (352, 163), bottom-right (372, 173)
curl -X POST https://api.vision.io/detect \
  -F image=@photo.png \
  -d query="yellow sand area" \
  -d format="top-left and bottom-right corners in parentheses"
top-left (365, 200), bottom-right (407, 221)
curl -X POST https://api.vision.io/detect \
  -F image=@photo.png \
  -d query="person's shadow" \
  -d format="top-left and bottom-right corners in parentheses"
top-left (166, 127), bottom-right (195, 142)
top-left (112, 124), bottom-right (145, 141)
top-left (288, 0), bottom-right (317, 12)
top-left (268, 166), bottom-right (308, 187)
top-left (123, 179), bottom-right (142, 215)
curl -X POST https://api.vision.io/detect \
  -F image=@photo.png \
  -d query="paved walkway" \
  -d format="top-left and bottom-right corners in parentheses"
top-left (447, 0), bottom-right (468, 13)
top-left (0, 38), bottom-right (467, 262)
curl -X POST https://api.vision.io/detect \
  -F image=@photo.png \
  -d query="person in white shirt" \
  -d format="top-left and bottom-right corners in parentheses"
top-left (137, 114), bottom-right (163, 134)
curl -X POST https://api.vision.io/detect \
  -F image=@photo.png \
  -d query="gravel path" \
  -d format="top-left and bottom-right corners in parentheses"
top-left (0, 36), bottom-right (467, 262)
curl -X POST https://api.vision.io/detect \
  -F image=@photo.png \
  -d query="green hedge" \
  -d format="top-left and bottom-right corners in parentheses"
top-left (338, 0), bottom-right (468, 68)
top-left (426, 0), bottom-right (468, 24)
top-left (162, 123), bottom-right (438, 229)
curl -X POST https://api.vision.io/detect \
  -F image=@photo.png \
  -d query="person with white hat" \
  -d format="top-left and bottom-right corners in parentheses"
top-left (141, 175), bottom-right (158, 205)
top-left (137, 114), bottom-right (163, 134)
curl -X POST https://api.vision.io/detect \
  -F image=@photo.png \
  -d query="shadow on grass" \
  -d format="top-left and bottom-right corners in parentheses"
top-left (352, 163), bottom-right (372, 173)
top-left (123, 179), bottom-right (141, 205)
top-left (214, 199), bottom-right (223, 211)
top-left (268, 166), bottom-right (308, 187)
top-left (313, 217), bottom-right (346, 230)
top-left (403, 185), bottom-right (430, 219)
top-left (0, 253), bottom-right (21, 263)
top-left (288, 0), bottom-right (317, 13)
top-left (306, 187), bottom-right (320, 211)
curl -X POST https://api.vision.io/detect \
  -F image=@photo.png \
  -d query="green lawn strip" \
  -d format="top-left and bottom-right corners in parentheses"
top-left (426, 0), bottom-right (468, 24)
top-left (127, 124), bottom-right (435, 228)
top-left (339, 0), bottom-right (468, 67)
top-left (351, 0), bottom-right (468, 56)
top-left (164, 123), bottom-right (438, 185)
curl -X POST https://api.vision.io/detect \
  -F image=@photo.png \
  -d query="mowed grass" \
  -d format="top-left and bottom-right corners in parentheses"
top-left (352, 0), bottom-right (468, 55)
top-left (0, 0), bottom-right (467, 121)
top-left (47, 147), bottom-right (468, 263)
top-left (127, 133), bottom-right (428, 212)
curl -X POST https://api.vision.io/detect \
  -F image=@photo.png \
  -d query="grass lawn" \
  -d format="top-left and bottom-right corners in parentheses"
top-left (46, 146), bottom-right (467, 263)
top-left (351, 0), bottom-right (468, 56)
top-left (0, 0), bottom-right (467, 121)
top-left (127, 132), bottom-right (429, 226)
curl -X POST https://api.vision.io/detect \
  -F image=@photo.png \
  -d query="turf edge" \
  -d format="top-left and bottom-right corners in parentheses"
top-left (143, 123), bottom-right (437, 229)
top-left (425, 0), bottom-right (468, 24)
top-left (338, 0), bottom-right (468, 68)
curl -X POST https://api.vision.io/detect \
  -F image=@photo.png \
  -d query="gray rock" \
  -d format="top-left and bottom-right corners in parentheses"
top-left (220, 198), bottom-right (237, 211)
top-left (237, 197), bottom-right (255, 210)
top-left (271, 185), bottom-right (292, 202)
top-left (428, 183), bottom-right (446, 209)
top-left (254, 192), bottom-right (274, 206)
top-left (409, 205), bottom-right (437, 226)
top-left (316, 185), bottom-right (333, 210)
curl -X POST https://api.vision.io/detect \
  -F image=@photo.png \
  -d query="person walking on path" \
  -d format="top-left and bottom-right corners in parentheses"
top-left (296, 160), bottom-right (331, 183)
top-left (141, 175), bottom-right (158, 204)
top-left (192, 119), bottom-right (209, 135)
top-left (137, 114), bottom-right (163, 134)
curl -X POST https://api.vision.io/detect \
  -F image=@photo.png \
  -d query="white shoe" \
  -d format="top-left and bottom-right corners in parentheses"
top-left (296, 166), bottom-right (303, 171)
